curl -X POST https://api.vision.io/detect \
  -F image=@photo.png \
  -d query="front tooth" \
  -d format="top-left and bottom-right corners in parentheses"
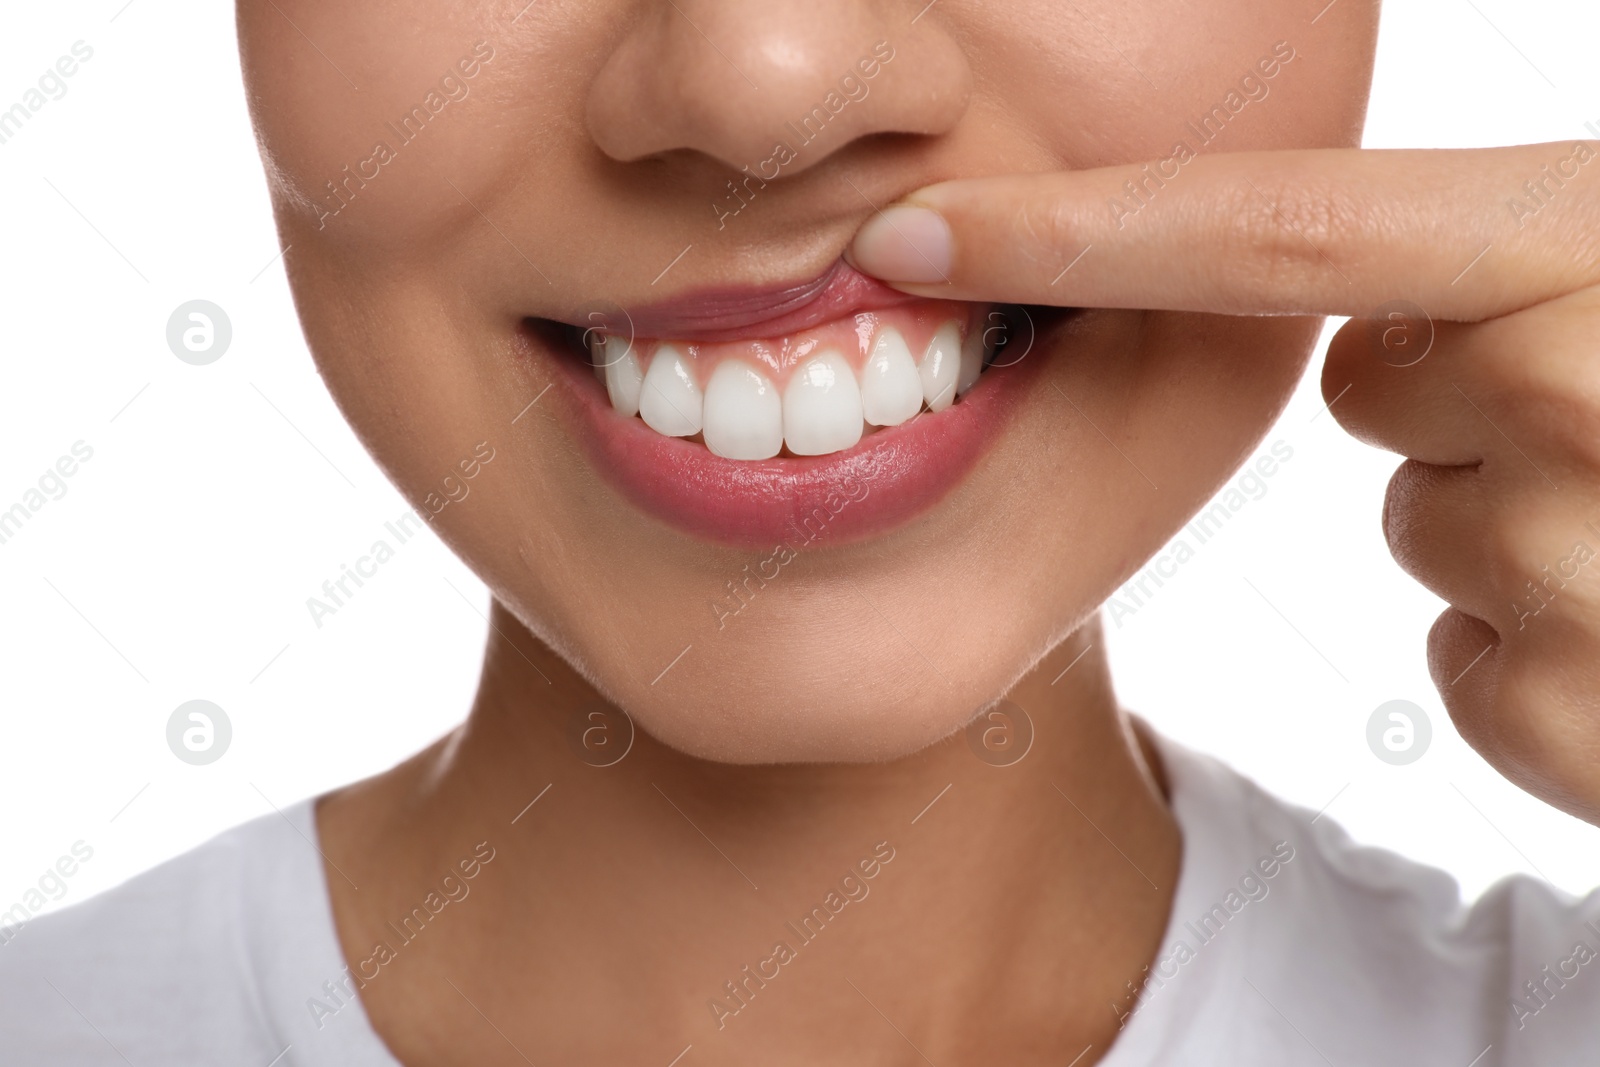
top-left (638, 344), bottom-right (703, 437)
top-left (860, 327), bottom-right (923, 426)
top-left (703, 360), bottom-right (783, 460)
top-left (919, 323), bottom-right (961, 413)
top-left (602, 336), bottom-right (644, 417)
top-left (957, 318), bottom-right (985, 397)
top-left (783, 350), bottom-right (863, 456)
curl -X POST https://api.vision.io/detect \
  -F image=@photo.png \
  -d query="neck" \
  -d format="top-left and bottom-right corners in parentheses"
top-left (318, 600), bottom-right (1180, 1066)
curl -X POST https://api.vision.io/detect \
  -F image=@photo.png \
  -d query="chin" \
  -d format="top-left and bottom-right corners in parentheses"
top-left (589, 647), bottom-right (1030, 766)
top-left (493, 540), bottom-right (1095, 767)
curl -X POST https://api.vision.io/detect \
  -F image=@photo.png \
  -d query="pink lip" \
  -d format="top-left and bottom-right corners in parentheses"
top-left (598, 260), bottom-right (919, 343)
top-left (527, 318), bottom-right (1041, 549)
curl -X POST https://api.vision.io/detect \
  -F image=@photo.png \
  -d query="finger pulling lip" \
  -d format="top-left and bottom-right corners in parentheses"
top-left (571, 259), bottom-right (920, 343)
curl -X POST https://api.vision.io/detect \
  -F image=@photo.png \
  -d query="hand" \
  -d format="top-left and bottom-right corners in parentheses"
top-left (848, 143), bottom-right (1600, 824)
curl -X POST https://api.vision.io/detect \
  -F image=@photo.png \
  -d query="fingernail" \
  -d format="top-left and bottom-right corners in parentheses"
top-left (848, 204), bottom-right (952, 284)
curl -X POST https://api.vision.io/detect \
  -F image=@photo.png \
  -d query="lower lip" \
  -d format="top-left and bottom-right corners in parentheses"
top-left (525, 319), bottom-right (1043, 549)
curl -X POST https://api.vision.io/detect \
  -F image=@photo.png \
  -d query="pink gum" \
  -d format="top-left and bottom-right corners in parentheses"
top-left (600, 300), bottom-right (987, 388)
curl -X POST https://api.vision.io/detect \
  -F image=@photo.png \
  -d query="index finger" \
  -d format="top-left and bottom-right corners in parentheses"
top-left (846, 143), bottom-right (1600, 321)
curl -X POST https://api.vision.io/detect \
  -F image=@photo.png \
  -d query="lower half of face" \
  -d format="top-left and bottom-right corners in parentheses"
top-left (297, 278), bottom-right (1319, 761)
top-left (242, 0), bottom-right (1375, 763)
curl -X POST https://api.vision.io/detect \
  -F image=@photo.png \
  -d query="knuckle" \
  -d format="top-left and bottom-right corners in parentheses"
top-left (1439, 642), bottom-right (1567, 797)
top-left (1487, 509), bottom-right (1600, 618)
top-left (1538, 366), bottom-right (1600, 472)
top-left (1467, 296), bottom-right (1600, 468)
top-left (1013, 192), bottom-right (1078, 271)
top-left (1224, 178), bottom-right (1354, 308)
top-left (1542, 398), bottom-right (1600, 470)
top-left (1380, 461), bottom-right (1462, 572)
top-left (1485, 506), bottom-right (1558, 580)
top-left (1380, 461), bottom-right (1427, 551)
top-left (1485, 655), bottom-right (1598, 773)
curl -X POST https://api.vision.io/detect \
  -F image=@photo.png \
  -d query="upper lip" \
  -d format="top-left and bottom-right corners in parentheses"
top-left (577, 259), bottom-right (924, 343)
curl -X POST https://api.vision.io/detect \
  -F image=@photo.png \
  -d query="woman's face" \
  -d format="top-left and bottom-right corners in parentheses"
top-left (237, 0), bottom-right (1378, 762)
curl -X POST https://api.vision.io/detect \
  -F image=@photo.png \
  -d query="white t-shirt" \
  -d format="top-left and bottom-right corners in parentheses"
top-left (4, 735), bottom-right (1598, 1065)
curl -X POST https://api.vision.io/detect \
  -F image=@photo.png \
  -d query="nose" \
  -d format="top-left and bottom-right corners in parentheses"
top-left (585, 1), bottom-right (971, 175)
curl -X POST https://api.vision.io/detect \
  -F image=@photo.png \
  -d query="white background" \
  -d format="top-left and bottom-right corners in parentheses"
top-left (2, 0), bottom-right (1598, 925)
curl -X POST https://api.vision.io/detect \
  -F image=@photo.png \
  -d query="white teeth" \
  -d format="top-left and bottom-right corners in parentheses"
top-left (919, 323), bottom-right (961, 413)
top-left (703, 360), bottom-right (783, 461)
top-left (783, 349), bottom-right (863, 456)
top-left (860, 327), bottom-right (923, 427)
top-left (638, 344), bottom-right (703, 437)
top-left (957, 319), bottom-right (984, 398)
top-left (602, 336), bottom-right (644, 417)
top-left (599, 318), bottom-right (986, 457)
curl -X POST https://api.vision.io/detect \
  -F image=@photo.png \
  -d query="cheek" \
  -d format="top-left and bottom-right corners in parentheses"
top-left (292, 268), bottom-right (527, 555)
top-left (995, 310), bottom-right (1315, 636)
top-left (986, 0), bottom-right (1377, 165)
top-left (1121, 311), bottom-right (1316, 477)
top-left (238, 1), bottom-right (590, 253)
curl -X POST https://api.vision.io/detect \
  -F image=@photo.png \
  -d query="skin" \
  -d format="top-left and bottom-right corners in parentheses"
top-left (848, 144), bottom-right (1600, 823)
top-left (211, 0), bottom-right (1551, 1062)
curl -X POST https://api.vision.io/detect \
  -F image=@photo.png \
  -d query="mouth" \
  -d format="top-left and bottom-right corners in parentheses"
top-left (522, 262), bottom-right (1048, 548)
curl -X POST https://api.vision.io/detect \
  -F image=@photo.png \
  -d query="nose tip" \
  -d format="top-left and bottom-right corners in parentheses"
top-left (585, 5), bottom-right (971, 176)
